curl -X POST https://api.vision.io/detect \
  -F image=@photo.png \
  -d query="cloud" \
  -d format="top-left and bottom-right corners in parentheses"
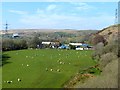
top-left (70, 2), bottom-right (95, 11)
top-left (9, 10), bottom-right (28, 15)
top-left (19, 11), bottom-right (114, 30)
top-left (46, 4), bottom-right (57, 11)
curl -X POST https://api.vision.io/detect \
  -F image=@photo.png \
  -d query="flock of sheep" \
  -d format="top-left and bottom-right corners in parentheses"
top-left (4, 50), bottom-right (89, 84)
top-left (4, 78), bottom-right (21, 84)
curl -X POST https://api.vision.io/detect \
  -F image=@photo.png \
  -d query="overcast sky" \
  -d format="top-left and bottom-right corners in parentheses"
top-left (2, 2), bottom-right (118, 30)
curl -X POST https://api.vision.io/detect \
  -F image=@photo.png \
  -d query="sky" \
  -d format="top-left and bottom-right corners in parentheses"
top-left (1, 2), bottom-right (118, 30)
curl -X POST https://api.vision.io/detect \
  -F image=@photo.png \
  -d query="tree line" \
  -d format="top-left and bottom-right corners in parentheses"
top-left (2, 36), bottom-right (42, 51)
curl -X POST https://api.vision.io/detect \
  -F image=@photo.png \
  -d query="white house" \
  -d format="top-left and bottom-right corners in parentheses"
top-left (42, 42), bottom-right (51, 45)
top-left (69, 43), bottom-right (82, 46)
top-left (12, 33), bottom-right (19, 38)
top-left (76, 47), bottom-right (84, 50)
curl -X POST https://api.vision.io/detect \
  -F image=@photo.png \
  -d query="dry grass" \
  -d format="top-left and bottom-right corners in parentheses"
top-left (74, 59), bottom-right (118, 88)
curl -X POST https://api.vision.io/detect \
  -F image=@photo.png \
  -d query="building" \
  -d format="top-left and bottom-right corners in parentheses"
top-left (12, 33), bottom-right (19, 38)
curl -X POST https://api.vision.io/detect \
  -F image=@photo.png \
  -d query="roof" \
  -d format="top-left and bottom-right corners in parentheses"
top-left (69, 43), bottom-right (82, 46)
top-left (42, 42), bottom-right (51, 45)
top-left (12, 33), bottom-right (19, 37)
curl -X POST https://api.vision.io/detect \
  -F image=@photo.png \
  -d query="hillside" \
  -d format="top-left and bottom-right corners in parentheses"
top-left (1, 29), bottom-right (98, 43)
top-left (74, 24), bottom-right (119, 88)
top-left (93, 24), bottom-right (119, 42)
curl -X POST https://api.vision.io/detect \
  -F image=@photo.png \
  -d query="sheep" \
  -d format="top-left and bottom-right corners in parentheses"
top-left (26, 56), bottom-right (28, 58)
top-left (59, 62), bottom-right (62, 64)
top-left (57, 69), bottom-right (60, 72)
top-left (7, 81), bottom-right (12, 84)
top-left (22, 64), bottom-right (23, 66)
top-left (27, 64), bottom-right (29, 67)
top-left (17, 78), bottom-right (21, 82)
top-left (50, 69), bottom-right (53, 71)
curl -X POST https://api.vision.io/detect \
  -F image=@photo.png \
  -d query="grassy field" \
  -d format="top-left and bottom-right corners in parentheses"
top-left (2, 49), bottom-right (97, 88)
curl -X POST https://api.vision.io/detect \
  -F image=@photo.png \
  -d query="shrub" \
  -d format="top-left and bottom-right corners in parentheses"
top-left (75, 60), bottom-right (118, 88)
top-left (91, 35), bottom-right (107, 45)
top-left (99, 53), bottom-right (118, 68)
top-left (92, 42), bottom-right (104, 60)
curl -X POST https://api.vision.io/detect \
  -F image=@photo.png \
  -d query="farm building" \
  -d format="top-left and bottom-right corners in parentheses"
top-left (42, 42), bottom-right (51, 45)
top-left (42, 41), bottom-right (60, 48)
top-left (69, 43), bottom-right (82, 46)
top-left (12, 33), bottom-right (19, 38)
top-left (69, 43), bottom-right (92, 50)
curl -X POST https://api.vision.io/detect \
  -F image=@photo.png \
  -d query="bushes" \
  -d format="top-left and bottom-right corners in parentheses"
top-left (92, 42), bottom-right (104, 60)
top-left (92, 34), bottom-right (118, 61)
top-left (2, 39), bottom-right (28, 51)
top-left (27, 36), bottom-right (42, 48)
top-left (2, 39), bottom-right (14, 51)
top-left (13, 39), bottom-right (28, 50)
top-left (2, 36), bottom-right (42, 51)
top-left (91, 35), bottom-right (107, 45)
top-left (75, 60), bottom-right (118, 88)
top-left (99, 53), bottom-right (118, 68)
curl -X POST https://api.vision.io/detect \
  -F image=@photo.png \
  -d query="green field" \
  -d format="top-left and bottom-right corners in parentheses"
top-left (2, 49), bottom-right (97, 88)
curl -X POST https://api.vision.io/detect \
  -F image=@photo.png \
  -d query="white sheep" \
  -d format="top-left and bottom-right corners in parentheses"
top-left (27, 64), bottom-right (29, 66)
top-left (50, 69), bottom-right (53, 71)
top-left (7, 81), bottom-right (11, 84)
top-left (18, 78), bottom-right (21, 82)
top-left (57, 69), bottom-right (60, 72)
top-left (59, 62), bottom-right (62, 64)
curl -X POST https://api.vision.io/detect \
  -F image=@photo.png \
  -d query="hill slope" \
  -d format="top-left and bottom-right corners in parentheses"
top-left (93, 24), bottom-right (118, 42)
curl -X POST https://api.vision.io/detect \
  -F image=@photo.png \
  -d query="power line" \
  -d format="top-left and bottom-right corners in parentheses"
top-left (115, 9), bottom-right (118, 25)
top-left (4, 21), bottom-right (9, 33)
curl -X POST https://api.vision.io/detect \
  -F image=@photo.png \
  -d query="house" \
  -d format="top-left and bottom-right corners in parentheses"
top-left (76, 47), bottom-right (84, 50)
top-left (12, 33), bottom-right (19, 38)
top-left (41, 41), bottom-right (60, 48)
top-left (69, 43), bottom-right (82, 46)
top-left (42, 42), bottom-right (51, 45)
top-left (69, 42), bottom-right (92, 50)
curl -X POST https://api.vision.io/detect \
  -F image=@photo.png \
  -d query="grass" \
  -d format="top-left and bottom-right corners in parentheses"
top-left (2, 49), bottom-right (97, 88)
top-left (74, 59), bottom-right (118, 88)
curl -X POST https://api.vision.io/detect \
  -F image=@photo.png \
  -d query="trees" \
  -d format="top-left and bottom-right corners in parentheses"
top-left (2, 39), bottom-right (14, 51)
top-left (27, 36), bottom-right (42, 48)
top-left (91, 35), bottom-right (107, 45)
top-left (92, 33), bottom-right (118, 67)
top-left (2, 39), bottom-right (28, 51)
top-left (13, 39), bottom-right (28, 50)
